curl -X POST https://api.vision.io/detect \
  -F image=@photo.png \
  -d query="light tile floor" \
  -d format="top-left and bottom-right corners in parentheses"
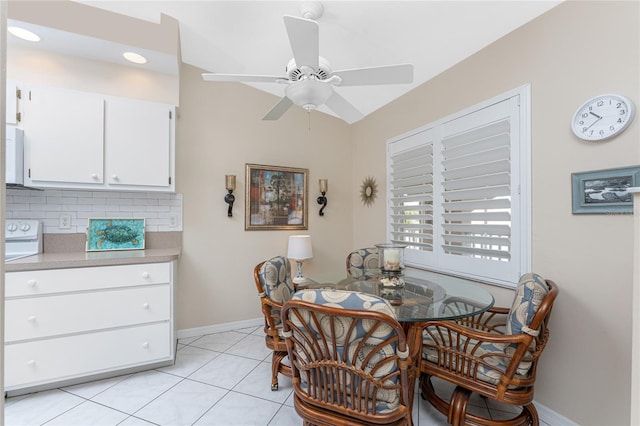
top-left (5, 325), bottom-right (552, 426)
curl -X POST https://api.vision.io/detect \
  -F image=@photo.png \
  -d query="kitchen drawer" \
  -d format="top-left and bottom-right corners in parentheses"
top-left (5, 284), bottom-right (170, 342)
top-left (6, 262), bottom-right (171, 298)
top-left (5, 322), bottom-right (172, 390)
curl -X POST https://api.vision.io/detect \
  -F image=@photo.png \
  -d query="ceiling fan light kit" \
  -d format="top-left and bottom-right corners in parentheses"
top-left (201, 1), bottom-right (414, 123)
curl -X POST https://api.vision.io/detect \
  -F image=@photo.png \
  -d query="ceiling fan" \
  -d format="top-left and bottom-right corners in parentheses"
top-left (201, 3), bottom-right (414, 123)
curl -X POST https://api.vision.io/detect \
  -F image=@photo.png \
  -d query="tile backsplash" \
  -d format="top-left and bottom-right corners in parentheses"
top-left (5, 188), bottom-right (183, 234)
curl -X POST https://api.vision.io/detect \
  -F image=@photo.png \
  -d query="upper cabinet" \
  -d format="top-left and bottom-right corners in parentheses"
top-left (105, 98), bottom-right (174, 189)
top-left (22, 85), bottom-right (175, 192)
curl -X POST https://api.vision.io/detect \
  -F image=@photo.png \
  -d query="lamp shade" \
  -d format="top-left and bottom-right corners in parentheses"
top-left (287, 235), bottom-right (313, 260)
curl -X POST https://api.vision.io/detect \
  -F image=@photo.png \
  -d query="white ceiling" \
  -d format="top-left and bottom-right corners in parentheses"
top-left (12, 1), bottom-right (562, 123)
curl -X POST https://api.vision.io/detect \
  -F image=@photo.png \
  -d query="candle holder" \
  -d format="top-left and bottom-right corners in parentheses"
top-left (375, 243), bottom-right (407, 305)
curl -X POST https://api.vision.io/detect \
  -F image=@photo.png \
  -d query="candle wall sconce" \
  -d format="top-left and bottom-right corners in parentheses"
top-left (225, 175), bottom-right (236, 217)
top-left (317, 179), bottom-right (328, 216)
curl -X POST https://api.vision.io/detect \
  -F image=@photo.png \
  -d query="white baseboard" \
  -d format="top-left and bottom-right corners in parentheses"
top-left (535, 400), bottom-right (578, 425)
top-left (176, 318), bottom-right (263, 340)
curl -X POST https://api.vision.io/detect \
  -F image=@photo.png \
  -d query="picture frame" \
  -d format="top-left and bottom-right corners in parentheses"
top-left (571, 166), bottom-right (640, 214)
top-left (86, 218), bottom-right (146, 251)
top-left (245, 163), bottom-right (308, 230)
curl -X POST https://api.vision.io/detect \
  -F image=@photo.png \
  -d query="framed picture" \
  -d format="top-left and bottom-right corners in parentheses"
top-left (245, 163), bottom-right (308, 230)
top-left (86, 218), bottom-right (145, 251)
top-left (571, 166), bottom-right (640, 214)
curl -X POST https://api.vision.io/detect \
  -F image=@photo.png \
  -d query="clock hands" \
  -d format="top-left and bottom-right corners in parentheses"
top-left (584, 111), bottom-right (603, 131)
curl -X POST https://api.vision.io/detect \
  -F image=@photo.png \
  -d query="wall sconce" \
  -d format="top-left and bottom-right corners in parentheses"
top-left (225, 175), bottom-right (236, 217)
top-left (317, 179), bottom-right (328, 216)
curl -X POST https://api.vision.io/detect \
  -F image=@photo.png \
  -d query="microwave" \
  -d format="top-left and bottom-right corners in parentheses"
top-left (6, 125), bottom-right (24, 186)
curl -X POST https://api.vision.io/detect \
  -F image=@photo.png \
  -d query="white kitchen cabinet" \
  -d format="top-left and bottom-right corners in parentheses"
top-left (4, 261), bottom-right (176, 395)
top-left (21, 84), bottom-right (175, 192)
top-left (105, 97), bottom-right (174, 190)
top-left (22, 85), bottom-right (105, 185)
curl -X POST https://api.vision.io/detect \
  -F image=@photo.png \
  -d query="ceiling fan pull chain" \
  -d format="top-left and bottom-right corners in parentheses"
top-left (308, 110), bottom-right (311, 132)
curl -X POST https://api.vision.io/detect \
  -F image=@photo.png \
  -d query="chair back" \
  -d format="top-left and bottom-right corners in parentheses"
top-left (346, 247), bottom-right (379, 279)
top-left (253, 256), bottom-right (295, 337)
top-left (282, 289), bottom-right (412, 425)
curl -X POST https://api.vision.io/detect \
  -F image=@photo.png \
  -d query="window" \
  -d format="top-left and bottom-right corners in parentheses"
top-left (387, 85), bottom-right (530, 287)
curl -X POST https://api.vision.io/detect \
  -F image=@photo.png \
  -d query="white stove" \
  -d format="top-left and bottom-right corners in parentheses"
top-left (5, 219), bottom-right (43, 261)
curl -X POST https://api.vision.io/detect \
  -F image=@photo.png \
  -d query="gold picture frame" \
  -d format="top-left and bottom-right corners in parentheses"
top-left (245, 163), bottom-right (308, 231)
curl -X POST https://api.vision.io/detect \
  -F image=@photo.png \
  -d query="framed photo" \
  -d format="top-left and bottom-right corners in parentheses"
top-left (86, 218), bottom-right (145, 251)
top-left (571, 166), bottom-right (640, 214)
top-left (245, 163), bottom-right (308, 230)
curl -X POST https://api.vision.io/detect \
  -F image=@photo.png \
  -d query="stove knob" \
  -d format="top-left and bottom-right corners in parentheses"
top-left (19, 224), bottom-right (31, 232)
top-left (7, 224), bottom-right (17, 232)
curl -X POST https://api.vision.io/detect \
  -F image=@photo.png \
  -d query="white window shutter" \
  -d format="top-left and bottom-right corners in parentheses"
top-left (386, 86), bottom-right (530, 287)
top-left (388, 129), bottom-right (435, 266)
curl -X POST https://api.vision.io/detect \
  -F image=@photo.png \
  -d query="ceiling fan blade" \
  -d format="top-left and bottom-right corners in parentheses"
top-left (325, 92), bottom-right (364, 124)
top-left (283, 15), bottom-right (319, 71)
top-left (262, 97), bottom-right (294, 121)
top-left (202, 73), bottom-right (286, 83)
top-left (333, 64), bottom-right (414, 86)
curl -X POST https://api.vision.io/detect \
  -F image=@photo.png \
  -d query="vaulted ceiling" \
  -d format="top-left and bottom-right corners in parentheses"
top-left (10, 1), bottom-right (562, 122)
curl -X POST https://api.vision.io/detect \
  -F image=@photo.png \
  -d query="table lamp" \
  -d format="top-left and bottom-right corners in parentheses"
top-left (287, 235), bottom-right (313, 285)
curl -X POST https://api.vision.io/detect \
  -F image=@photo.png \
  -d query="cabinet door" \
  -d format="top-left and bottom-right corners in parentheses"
top-left (105, 98), bottom-right (174, 189)
top-left (23, 85), bottom-right (104, 185)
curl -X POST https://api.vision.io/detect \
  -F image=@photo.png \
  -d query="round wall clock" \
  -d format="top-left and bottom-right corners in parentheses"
top-left (571, 93), bottom-right (635, 141)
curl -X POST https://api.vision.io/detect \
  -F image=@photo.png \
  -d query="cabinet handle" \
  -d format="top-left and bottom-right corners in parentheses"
top-left (111, 175), bottom-right (119, 181)
top-left (27, 360), bottom-right (36, 367)
top-left (142, 302), bottom-right (150, 310)
top-left (142, 272), bottom-right (150, 279)
top-left (27, 315), bottom-right (36, 322)
top-left (142, 342), bottom-right (149, 349)
top-left (27, 279), bottom-right (37, 287)
top-left (91, 173), bottom-right (99, 180)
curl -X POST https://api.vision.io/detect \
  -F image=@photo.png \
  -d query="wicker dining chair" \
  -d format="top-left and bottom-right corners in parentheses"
top-left (253, 256), bottom-right (295, 391)
top-left (420, 273), bottom-right (559, 426)
top-left (282, 289), bottom-right (413, 426)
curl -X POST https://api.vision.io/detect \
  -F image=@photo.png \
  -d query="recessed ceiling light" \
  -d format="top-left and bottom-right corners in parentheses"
top-left (8, 26), bottom-right (40, 42)
top-left (123, 52), bottom-right (147, 64)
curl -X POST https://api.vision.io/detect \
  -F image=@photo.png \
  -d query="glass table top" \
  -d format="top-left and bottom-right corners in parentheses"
top-left (336, 269), bottom-right (495, 323)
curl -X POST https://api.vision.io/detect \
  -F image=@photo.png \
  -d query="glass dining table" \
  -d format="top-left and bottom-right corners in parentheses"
top-left (332, 268), bottom-right (495, 409)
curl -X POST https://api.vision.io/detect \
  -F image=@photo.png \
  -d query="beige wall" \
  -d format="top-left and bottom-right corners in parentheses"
top-left (175, 63), bottom-right (354, 329)
top-left (351, 2), bottom-right (639, 424)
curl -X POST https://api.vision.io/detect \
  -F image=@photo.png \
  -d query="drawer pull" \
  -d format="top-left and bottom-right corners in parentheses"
top-left (27, 315), bottom-right (36, 322)
top-left (142, 303), bottom-right (150, 310)
top-left (27, 360), bottom-right (36, 367)
top-left (142, 272), bottom-right (150, 279)
top-left (142, 342), bottom-right (149, 349)
top-left (27, 279), bottom-right (37, 287)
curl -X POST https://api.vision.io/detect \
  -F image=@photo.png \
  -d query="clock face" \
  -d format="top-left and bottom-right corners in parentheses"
top-left (571, 94), bottom-right (635, 141)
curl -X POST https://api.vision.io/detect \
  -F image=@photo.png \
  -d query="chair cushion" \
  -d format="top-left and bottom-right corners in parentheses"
top-left (259, 256), bottom-right (295, 304)
top-left (348, 247), bottom-right (379, 278)
top-left (506, 273), bottom-right (549, 335)
top-left (289, 289), bottom-right (401, 411)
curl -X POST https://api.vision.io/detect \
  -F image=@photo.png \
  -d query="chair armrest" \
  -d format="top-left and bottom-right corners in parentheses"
top-left (423, 320), bottom-right (530, 346)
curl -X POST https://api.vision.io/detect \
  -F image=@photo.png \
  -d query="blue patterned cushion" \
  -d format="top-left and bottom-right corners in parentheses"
top-left (347, 247), bottom-right (379, 278)
top-left (506, 273), bottom-right (548, 335)
top-left (290, 289), bottom-right (401, 412)
top-left (259, 256), bottom-right (295, 304)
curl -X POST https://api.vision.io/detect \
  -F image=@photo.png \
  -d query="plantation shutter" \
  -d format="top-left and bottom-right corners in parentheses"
top-left (386, 87), bottom-right (528, 287)
top-left (388, 129), bottom-right (435, 265)
top-left (438, 97), bottom-right (521, 283)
